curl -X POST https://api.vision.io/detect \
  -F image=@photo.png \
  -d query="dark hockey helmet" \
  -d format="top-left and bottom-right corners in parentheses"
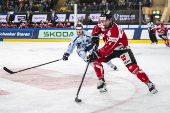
top-left (76, 23), bottom-right (83, 29)
top-left (100, 10), bottom-right (112, 21)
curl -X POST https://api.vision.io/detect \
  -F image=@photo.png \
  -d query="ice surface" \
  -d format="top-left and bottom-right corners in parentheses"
top-left (0, 42), bottom-right (170, 113)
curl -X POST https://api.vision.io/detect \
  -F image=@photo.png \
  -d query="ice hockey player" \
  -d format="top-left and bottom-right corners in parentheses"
top-left (62, 23), bottom-right (118, 70)
top-left (64, 19), bottom-right (71, 28)
top-left (87, 10), bottom-right (158, 94)
top-left (39, 20), bottom-right (45, 28)
top-left (146, 18), bottom-right (158, 44)
top-left (56, 20), bottom-right (64, 28)
top-left (154, 20), bottom-right (170, 47)
top-left (10, 21), bottom-right (17, 28)
top-left (32, 21), bottom-right (39, 28)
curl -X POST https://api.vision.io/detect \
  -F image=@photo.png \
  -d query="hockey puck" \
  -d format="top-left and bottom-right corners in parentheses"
top-left (75, 97), bottom-right (82, 102)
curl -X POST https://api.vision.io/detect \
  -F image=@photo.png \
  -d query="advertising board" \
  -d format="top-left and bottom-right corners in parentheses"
top-left (0, 29), bottom-right (34, 39)
top-left (69, 14), bottom-right (86, 22)
top-left (38, 30), bottom-right (76, 39)
top-left (32, 14), bottom-right (47, 22)
top-left (14, 15), bottom-right (26, 22)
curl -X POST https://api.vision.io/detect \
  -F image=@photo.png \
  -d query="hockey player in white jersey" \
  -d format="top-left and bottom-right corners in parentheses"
top-left (62, 24), bottom-right (118, 70)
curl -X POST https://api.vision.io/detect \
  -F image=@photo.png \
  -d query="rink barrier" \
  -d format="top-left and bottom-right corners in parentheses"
top-left (0, 28), bottom-right (169, 43)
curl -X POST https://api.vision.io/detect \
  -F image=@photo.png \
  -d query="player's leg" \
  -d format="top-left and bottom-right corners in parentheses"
top-left (93, 57), bottom-right (108, 92)
top-left (159, 35), bottom-right (170, 46)
top-left (149, 30), bottom-right (154, 44)
top-left (104, 60), bottom-right (118, 70)
top-left (152, 32), bottom-right (158, 44)
top-left (77, 49), bottom-right (93, 66)
top-left (119, 49), bottom-right (158, 94)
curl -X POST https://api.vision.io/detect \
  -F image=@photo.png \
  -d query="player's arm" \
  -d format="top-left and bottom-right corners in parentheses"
top-left (87, 25), bottom-right (122, 62)
top-left (91, 24), bottom-right (103, 47)
top-left (97, 28), bottom-right (121, 57)
top-left (63, 35), bottom-right (77, 61)
top-left (92, 24), bottom-right (102, 35)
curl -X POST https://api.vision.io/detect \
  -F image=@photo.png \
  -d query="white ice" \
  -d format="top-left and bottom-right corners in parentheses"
top-left (0, 42), bottom-right (170, 113)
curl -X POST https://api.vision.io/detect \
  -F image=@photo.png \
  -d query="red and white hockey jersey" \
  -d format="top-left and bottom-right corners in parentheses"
top-left (2, 23), bottom-right (9, 28)
top-left (64, 22), bottom-right (71, 28)
top-left (20, 23), bottom-right (27, 28)
top-left (92, 22), bottom-right (129, 57)
top-left (32, 23), bottom-right (39, 28)
top-left (56, 22), bottom-right (64, 28)
top-left (10, 23), bottom-right (17, 28)
top-left (47, 23), bottom-right (53, 28)
top-left (154, 24), bottom-right (168, 35)
top-left (39, 23), bottom-right (45, 28)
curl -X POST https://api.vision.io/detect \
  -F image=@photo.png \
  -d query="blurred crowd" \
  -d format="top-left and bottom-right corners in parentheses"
top-left (59, 0), bottom-right (152, 12)
top-left (0, 0), bottom-right (58, 13)
top-left (0, 19), bottom-right (72, 28)
top-left (0, 0), bottom-right (152, 13)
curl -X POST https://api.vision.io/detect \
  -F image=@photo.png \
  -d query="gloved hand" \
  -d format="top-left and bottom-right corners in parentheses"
top-left (63, 53), bottom-right (70, 61)
top-left (87, 51), bottom-right (100, 62)
top-left (91, 33), bottom-right (99, 47)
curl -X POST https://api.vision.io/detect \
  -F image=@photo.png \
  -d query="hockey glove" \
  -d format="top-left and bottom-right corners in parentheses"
top-left (91, 33), bottom-right (99, 47)
top-left (87, 51), bottom-right (100, 62)
top-left (63, 53), bottom-right (70, 61)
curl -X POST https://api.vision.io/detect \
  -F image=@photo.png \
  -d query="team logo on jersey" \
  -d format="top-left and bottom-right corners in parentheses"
top-left (120, 52), bottom-right (132, 65)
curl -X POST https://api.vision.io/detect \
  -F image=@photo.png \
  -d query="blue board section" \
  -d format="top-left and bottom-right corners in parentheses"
top-left (133, 28), bottom-right (143, 40)
top-left (0, 29), bottom-right (34, 39)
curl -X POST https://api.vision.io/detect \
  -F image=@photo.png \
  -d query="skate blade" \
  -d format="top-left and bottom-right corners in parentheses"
top-left (99, 88), bottom-right (108, 93)
top-left (151, 89), bottom-right (158, 94)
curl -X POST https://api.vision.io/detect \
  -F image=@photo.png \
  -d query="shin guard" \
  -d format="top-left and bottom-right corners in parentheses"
top-left (127, 64), bottom-right (149, 83)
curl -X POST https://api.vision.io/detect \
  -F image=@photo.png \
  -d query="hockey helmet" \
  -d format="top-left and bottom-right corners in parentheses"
top-left (76, 23), bottom-right (83, 30)
top-left (100, 10), bottom-right (112, 21)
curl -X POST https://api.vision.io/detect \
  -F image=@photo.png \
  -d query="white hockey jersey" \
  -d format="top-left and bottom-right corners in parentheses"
top-left (65, 31), bottom-right (92, 54)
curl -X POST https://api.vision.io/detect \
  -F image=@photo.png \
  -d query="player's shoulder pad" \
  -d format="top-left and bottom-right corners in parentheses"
top-left (83, 30), bottom-right (91, 37)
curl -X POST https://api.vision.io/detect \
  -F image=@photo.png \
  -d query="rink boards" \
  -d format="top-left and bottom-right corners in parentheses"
top-left (0, 28), bottom-right (169, 43)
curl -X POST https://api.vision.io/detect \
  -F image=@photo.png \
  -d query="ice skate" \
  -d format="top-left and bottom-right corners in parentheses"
top-left (165, 38), bottom-right (170, 47)
top-left (146, 81), bottom-right (158, 94)
top-left (97, 79), bottom-right (107, 92)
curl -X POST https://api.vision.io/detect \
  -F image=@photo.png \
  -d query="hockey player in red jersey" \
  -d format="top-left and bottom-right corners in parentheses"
top-left (45, 20), bottom-right (53, 28)
top-left (2, 22), bottom-right (10, 28)
top-left (32, 21), bottom-right (39, 28)
top-left (64, 19), bottom-right (71, 28)
top-left (87, 11), bottom-right (158, 94)
top-left (25, 21), bottom-right (31, 28)
top-left (19, 21), bottom-right (27, 28)
top-left (40, 20), bottom-right (45, 28)
top-left (154, 20), bottom-right (170, 47)
top-left (56, 20), bottom-right (64, 28)
top-left (10, 21), bottom-right (17, 28)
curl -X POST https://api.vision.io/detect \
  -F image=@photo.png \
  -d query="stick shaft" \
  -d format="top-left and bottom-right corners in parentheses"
top-left (4, 59), bottom-right (62, 74)
top-left (76, 62), bottom-right (90, 97)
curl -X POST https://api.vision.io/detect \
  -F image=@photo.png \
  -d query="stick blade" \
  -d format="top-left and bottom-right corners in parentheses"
top-left (3, 67), bottom-right (15, 74)
top-left (75, 97), bottom-right (82, 103)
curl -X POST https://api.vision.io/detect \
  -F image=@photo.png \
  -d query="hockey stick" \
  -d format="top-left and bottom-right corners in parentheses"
top-left (3, 59), bottom-right (63, 74)
top-left (75, 45), bottom-right (96, 103)
top-left (75, 62), bottom-right (90, 102)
